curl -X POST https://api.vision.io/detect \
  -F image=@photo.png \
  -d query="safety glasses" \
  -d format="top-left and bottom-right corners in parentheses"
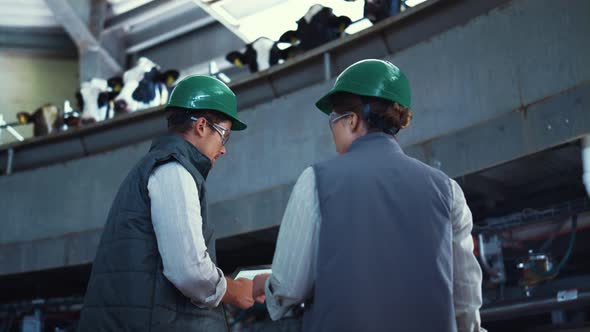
top-left (190, 116), bottom-right (231, 145)
top-left (329, 102), bottom-right (363, 130)
top-left (329, 112), bottom-right (353, 130)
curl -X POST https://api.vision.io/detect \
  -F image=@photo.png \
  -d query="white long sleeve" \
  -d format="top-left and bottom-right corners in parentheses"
top-left (450, 179), bottom-right (486, 332)
top-left (265, 167), bottom-right (320, 320)
top-left (148, 162), bottom-right (226, 308)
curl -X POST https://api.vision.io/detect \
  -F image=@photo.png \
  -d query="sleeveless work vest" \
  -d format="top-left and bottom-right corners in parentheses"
top-left (304, 132), bottom-right (456, 332)
top-left (78, 134), bottom-right (228, 332)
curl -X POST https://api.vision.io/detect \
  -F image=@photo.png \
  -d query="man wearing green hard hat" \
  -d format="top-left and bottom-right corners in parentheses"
top-left (253, 60), bottom-right (485, 332)
top-left (78, 75), bottom-right (254, 331)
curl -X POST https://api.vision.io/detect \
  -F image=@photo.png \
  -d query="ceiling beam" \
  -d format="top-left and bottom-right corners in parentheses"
top-left (104, 0), bottom-right (176, 31)
top-left (44, 0), bottom-right (122, 74)
top-left (126, 16), bottom-right (216, 54)
top-left (192, 0), bottom-right (250, 42)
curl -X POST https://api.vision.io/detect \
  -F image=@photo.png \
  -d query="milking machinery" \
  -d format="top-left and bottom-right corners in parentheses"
top-left (476, 198), bottom-right (590, 328)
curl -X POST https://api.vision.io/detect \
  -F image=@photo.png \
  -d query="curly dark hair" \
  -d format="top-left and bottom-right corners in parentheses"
top-left (331, 92), bottom-right (412, 133)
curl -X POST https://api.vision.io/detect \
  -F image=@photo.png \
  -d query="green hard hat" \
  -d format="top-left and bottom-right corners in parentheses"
top-left (167, 75), bottom-right (247, 131)
top-left (315, 59), bottom-right (411, 114)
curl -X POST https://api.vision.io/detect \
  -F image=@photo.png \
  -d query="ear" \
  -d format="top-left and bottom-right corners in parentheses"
top-left (143, 67), bottom-right (160, 81)
top-left (107, 76), bottom-right (124, 94)
top-left (97, 92), bottom-right (110, 107)
top-left (349, 112), bottom-right (363, 132)
top-left (159, 70), bottom-right (179, 87)
top-left (75, 91), bottom-right (84, 110)
top-left (16, 112), bottom-right (31, 124)
top-left (338, 16), bottom-right (352, 32)
top-left (279, 30), bottom-right (299, 44)
top-left (226, 51), bottom-right (245, 68)
top-left (192, 116), bottom-right (208, 138)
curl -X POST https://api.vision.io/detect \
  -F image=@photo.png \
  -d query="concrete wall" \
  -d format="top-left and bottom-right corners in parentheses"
top-left (392, 0), bottom-right (590, 147)
top-left (0, 51), bottom-right (78, 144)
top-left (0, 0), bottom-right (589, 275)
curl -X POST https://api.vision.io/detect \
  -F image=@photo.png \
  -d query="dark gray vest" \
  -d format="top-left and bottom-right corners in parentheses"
top-left (78, 134), bottom-right (228, 332)
top-left (304, 133), bottom-right (456, 332)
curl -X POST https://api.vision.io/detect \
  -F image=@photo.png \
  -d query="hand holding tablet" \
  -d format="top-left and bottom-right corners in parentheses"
top-left (232, 266), bottom-right (272, 303)
top-left (234, 268), bottom-right (272, 280)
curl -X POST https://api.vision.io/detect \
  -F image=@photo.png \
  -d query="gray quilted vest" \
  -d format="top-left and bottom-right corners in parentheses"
top-left (78, 134), bottom-right (228, 332)
top-left (304, 132), bottom-right (456, 332)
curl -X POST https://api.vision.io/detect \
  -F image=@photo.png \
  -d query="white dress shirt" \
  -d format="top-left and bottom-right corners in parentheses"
top-left (148, 162), bottom-right (226, 308)
top-left (265, 166), bottom-right (486, 332)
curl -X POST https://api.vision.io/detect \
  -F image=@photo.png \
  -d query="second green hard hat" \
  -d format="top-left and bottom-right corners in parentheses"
top-left (167, 75), bottom-right (247, 131)
top-left (315, 59), bottom-right (411, 114)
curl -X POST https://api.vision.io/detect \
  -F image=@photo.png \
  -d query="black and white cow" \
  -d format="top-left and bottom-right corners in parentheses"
top-left (343, 0), bottom-right (404, 24)
top-left (114, 57), bottom-right (179, 114)
top-left (76, 77), bottom-right (123, 123)
top-left (16, 104), bottom-right (63, 137)
top-left (279, 4), bottom-right (352, 52)
top-left (363, 0), bottom-right (402, 23)
top-left (226, 37), bottom-right (293, 73)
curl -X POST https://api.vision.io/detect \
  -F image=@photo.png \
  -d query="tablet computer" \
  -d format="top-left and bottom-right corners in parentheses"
top-left (232, 265), bottom-right (272, 280)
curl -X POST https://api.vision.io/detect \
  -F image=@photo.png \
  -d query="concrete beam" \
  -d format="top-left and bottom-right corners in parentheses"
top-left (404, 82), bottom-right (590, 179)
top-left (0, 229), bottom-right (101, 275)
top-left (0, 27), bottom-right (76, 57)
top-left (45, 0), bottom-right (122, 81)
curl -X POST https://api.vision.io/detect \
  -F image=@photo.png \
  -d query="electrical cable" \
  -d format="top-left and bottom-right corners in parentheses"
top-left (530, 214), bottom-right (577, 277)
top-left (538, 217), bottom-right (572, 252)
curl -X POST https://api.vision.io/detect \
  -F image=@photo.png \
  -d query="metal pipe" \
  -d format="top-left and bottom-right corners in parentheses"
top-left (582, 136), bottom-right (590, 198)
top-left (0, 122), bottom-right (20, 129)
top-left (5, 126), bottom-right (24, 142)
top-left (323, 52), bottom-right (332, 81)
top-left (502, 212), bottom-right (590, 243)
top-left (6, 148), bottom-right (14, 175)
top-left (0, 296), bottom-right (83, 313)
top-left (481, 290), bottom-right (590, 322)
top-left (0, 115), bottom-right (24, 142)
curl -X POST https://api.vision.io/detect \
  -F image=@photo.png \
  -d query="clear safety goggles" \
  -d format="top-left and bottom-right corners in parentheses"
top-left (329, 112), bottom-right (353, 130)
top-left (190, 116), bottom-right (231, 145)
